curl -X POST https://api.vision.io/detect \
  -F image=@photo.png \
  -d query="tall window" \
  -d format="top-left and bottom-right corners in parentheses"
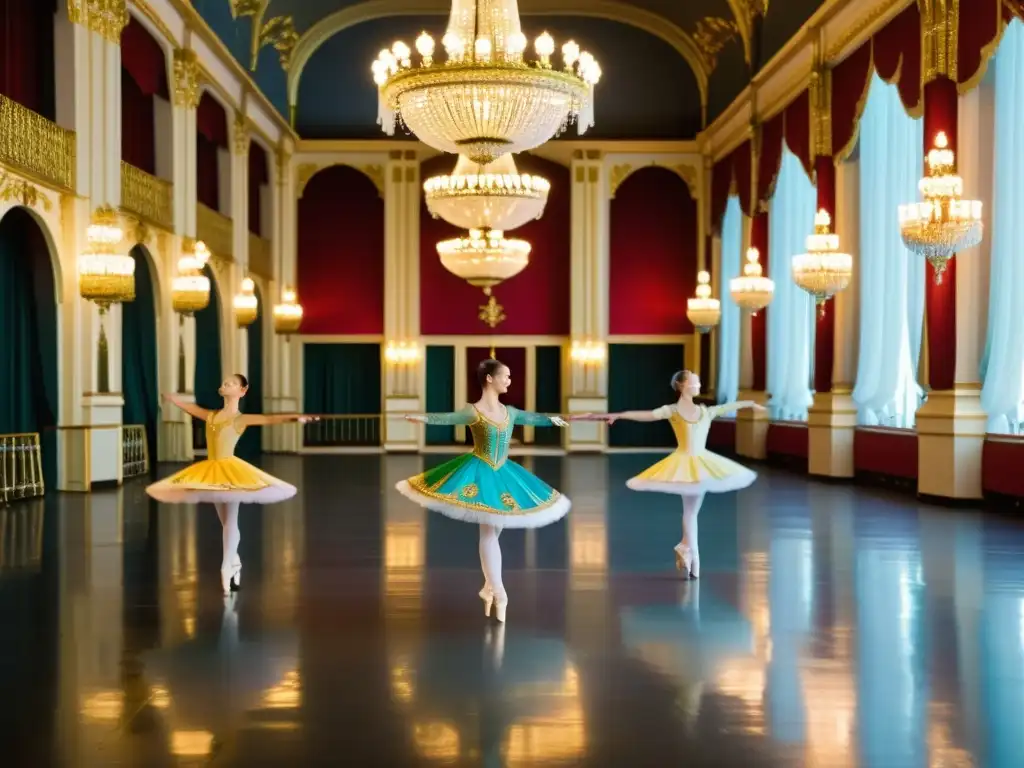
top-left (767, 147), bottom-right (817, 421)
top-left (852, 74), bottom-right (925, 428)
top-left (717, 196), bottom-right (743, 404)
top-left (981, 18), bottom-right (1024, 435)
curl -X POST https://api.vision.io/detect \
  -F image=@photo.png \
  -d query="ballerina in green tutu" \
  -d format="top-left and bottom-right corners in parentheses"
top-left (397, 358), bottom-right (571, 623)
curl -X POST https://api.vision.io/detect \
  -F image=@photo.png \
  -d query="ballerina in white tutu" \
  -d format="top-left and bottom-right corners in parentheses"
top-left (591, 370), bottom-right (764, 579)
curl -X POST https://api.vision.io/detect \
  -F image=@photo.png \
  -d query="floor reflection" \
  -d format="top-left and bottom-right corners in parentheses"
top-left (4, 454), bottom-right (1024, 766)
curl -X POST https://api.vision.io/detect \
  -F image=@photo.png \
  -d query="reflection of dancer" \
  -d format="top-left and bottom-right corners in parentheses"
top-left (397, 359), bottom-right (571, 622)
top-left (147, 375), bottom-right (316, 595)
top-left (592, 370), bottom-right (763, 579)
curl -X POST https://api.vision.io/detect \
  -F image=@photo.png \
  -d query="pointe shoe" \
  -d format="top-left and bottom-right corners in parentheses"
top-left (221, 561), bottom-right (242, 596)
top-left (231, 558), bottom-right (242, 591)
top-left (674, 544), bottom-right (697, 580)
top-left (479, 587), bottom-right (494, 617)
top-left (494, 596), bottom-right (508, 623)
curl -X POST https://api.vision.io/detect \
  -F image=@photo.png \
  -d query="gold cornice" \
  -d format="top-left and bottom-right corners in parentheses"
top-left (68, 0), bottom-right (130, 44)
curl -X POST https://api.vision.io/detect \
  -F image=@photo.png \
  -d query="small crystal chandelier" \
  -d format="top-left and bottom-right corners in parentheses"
top-left (436, 228), bottom-right (531, 290)
top-left (233, 277), bottom-right (258, 327)
top-left (424, 154), bottom-right (550, 231)
top-left (273, 288), bottom-right (303, 336)
top-left (569, 340), bottom-right (606, 365)
top-left (791, 209), bottom-right (853, 316)
top-left (171, 239), bottom-right (211, 316)
top-left (898, 131), bottom-right (983, 284)
top-left (384, 341), bottom-right (422, 365)
top-left (730, 247), bottom-right (774, 315)
top-left (372, 4), bottom-right (600, 164)
top-left (686, 270), bottom-right (721, 333)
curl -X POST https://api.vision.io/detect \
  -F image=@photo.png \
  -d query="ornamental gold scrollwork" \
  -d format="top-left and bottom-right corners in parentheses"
top-left (809, 67), bottom-right (833, 160)
top-left (258, 16), bottom-right (300, 70)
top-left (920, 0), bottom-right (960, 85)
top-left (608, 164), bottom-right (633, 198)
top-left (0, 173), bottom-right (53, 212)
top-left (121, 161), bottom-right (173, 230)
top-left (196, 202), bottom-right (234, 262)
top-left (173, 49), bottom-right (202, 109)
top-left (692, 17), bottom-right (740, 75)
top-left (232, 112), bottom-right (251, 155)
top-left (0, 95), bottom-right (76, 192)
top-left (67, 0), bottom-right (129, 45)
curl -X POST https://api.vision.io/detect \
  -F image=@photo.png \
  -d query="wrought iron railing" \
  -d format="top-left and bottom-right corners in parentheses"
top-left (197, 202), bottom-right (233, 261)
top-left (0, 94), bottom-right (76, 191)
top-left (249, 232), bottom-right (272, 280)
top-left (0, 433), bottom-right (45, 504)
top-left (121, 162), bottom-right (173, 230)
top-left (122, 424), bottom-right (150, 478)
top-left (303, 415), bottom-right (382, 448)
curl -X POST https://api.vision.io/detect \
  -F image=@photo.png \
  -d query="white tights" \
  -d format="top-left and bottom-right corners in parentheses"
top-left (479, 524), bottom-right (506, 601)
top-left (681, 494), bottom-right (705, 571)
top-left (215, 502), bottom-right (241, 571)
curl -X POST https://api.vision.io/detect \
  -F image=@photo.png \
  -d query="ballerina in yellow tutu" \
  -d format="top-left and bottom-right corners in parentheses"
top-left (147, 374), bottom-right (317, 595)
top-left (597, 370), bottom-right (764, 579)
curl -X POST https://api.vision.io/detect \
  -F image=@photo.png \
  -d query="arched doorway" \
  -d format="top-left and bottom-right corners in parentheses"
top-left (237, 283), bottom-right (263, 461)
top-left (193, 263), bottom-right (222, 451)
top-left (121, 244), bottom-right (159, 473)
top-left (0, 207), bottom-right (59, 487)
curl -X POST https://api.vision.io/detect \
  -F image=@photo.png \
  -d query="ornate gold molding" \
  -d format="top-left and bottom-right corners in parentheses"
top-left (129, 0), bottom-right (176, 46)
top-left (67, 0), bottom-right (129, 44)
top-left (0, 95), bottom-right (76, 192)
top-left (258, 16), bottom-right (299, 70)
top-left (120, 161), bottom-right (173, 230)
top-left (809, 66), bottom-right (832, 159)
top-left (0, 173), bottom-right (53, 212)
top-left (692, 17), bottom-right (740, 74)
top-left (920, 0), bottom-right (959, 84)
top-left (296, 162), bottom-right (384, 197)
top-left (608, 162), bottom-right (698, 199)
top-left (173, 48), bottom-right (202, 109)
top-left (233, 112), bottom-right (251, 155)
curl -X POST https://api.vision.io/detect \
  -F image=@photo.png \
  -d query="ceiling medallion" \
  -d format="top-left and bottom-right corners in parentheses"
top-left (372, 2), bottom-right (601, 164)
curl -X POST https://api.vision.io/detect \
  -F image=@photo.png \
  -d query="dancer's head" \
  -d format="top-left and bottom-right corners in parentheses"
top-left (671, 370), bottom-right (700, 397)
top-left (477, 359), bottom-right (511, 394)
top-left (219, 373), bottom-right (249, 400)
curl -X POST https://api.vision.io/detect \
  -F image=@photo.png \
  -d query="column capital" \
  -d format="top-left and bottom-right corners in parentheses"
top-left (68, 0), bottom-right (128, 44)
top-left (232, 112), bottom-right (251, 155)
top-left (172, 49), bottom-right (202, 110)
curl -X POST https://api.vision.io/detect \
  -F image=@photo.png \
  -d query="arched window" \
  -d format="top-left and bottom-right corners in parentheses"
top-left (717, 196), bottom-right (742, 404)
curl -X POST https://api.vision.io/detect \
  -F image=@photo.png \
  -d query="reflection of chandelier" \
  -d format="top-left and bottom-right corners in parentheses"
top-left (171, 239), bottom-right (210, 315)
top-left (372, 2), bottom-right (600, 164)
top-left (233, 277), bottom-right (258, 327)
top-left (898, 131), bottom-right (982, 283)
top-left (686, 270), bottom-right (721, 333)
top-left (273, 288), bottom-right (303, 336)
top-left (78, 206), bottom-right (133, 308)
top-left (791, 208), bottom-right (852, 316)
top-left (437, 227), bottom-right (531, 289)
top-left (730, 247), bottom-right (774, 315)
top-left (424, 154), bottom-right (550, 231)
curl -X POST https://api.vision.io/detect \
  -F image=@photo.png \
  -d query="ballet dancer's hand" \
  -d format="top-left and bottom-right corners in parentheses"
top-left (604, 414), bottom-right (619, 425)
top-left (404, 414), bottom-right (427, 423)
top-left (550, 416), bottom-right (568, 427)
top-left (296, 415), bottom-right (319, 424)
top-left (752, 403), bottom-right (768, 413)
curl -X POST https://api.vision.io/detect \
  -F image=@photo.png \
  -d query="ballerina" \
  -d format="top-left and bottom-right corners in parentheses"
top-left (593, 370), bottom-right (763, 579)
top-left (396, 358), bottom-right (571, 622)
top-left (147, 374), bottom-right (317, 595)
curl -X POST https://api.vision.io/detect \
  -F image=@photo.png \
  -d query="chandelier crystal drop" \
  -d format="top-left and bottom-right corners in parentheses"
top-left (171, 239), bottom-right (211, 316)
top-left (730, 247), bottom-right (774, 315)
top-left (898, 131), bottom-right (983, 283)
top-left (372, 1), bottom-right (600, 164)
top-left (273, 288), bottom-right (303, 336)
top-left (436, 227), bottom-right (531, 289)
top-left (233, 277), bottom-right (259, 327)
top-left (424, 153), bottom-right (550, 231)
top-left (687, 270), bottom-right (721, 333)
top-left (791, 208), bottom-right (853, 316)
top-left (78, 205), bottom-right (134, 308)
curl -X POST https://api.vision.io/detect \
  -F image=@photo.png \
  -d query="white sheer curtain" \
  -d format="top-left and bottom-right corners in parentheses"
top-left (851, 74), bottom-right (925, 427)
top-left (767, 147), bottom-right (817, 421)
top-left (981, 18), bottom-right (1024, 435)
top-left (717, 196), bottom-right (743, 404)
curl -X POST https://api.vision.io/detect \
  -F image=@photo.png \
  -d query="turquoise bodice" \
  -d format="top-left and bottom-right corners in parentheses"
top-left (424, 405), bottom-right (553, 469)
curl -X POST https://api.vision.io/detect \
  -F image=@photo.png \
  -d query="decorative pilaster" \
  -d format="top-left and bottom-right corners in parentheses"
top-left (566, 150), bottom-right (609, 451)
top-left (383, 150), bottom-right (422, 451)
top-left (230, 111), bottom-right (251, 375)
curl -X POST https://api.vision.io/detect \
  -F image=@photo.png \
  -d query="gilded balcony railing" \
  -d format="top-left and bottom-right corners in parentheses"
top-left (197, 202), bottom-right (233, 261)
top-left (0, 94), bottom-right (76, 191)
top-left (122, 424), bottom-right (150, 478)
top-left (121, 162), bottom-right (173, 230)
top-left (302, 415), bottom-right (382, 448)
top-left (249, 231), bottom-right (272, 280)
top-left (0, 433), bottom-right (45, 504)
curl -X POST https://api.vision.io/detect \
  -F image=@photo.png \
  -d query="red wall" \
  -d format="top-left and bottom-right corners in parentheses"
top-left (982, 438), bottom-right (1024, 498)
top-left (609, 167), bottom-right (698, 335)
top-left (196, 93), bottom-right (226, 211)
top-left (465, 347), bottom-right (527, 409)
top-left (854, 428), bottom-right (918, 480)
top-left (297, 165), bottom-right (384, 335)
top-left (419, 153), bottom-right (570, 336)
top-left (767, 422), bottom-right (809, 459)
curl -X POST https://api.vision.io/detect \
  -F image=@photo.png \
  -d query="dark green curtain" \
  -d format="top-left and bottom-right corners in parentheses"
top-left (0, 209), bottom-right (59, 487)
top-left (608, 343), bottom-right (685, 448)
top-left (193, 264), bottom-right (222, 408)
top-left (236, 285), bottom-right (263, 461)
top-left (425, 345), bottom-right (455, 445)
top-left (533, 345), bottom-right (562, 446)
top-left (303, 343), bottom-right (381, 413)
top-left (121, 246), bottom-right (159, 472)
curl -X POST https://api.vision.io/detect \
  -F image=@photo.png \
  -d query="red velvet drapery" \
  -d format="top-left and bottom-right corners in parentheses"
top-left (813, 156), bottom-right (837, 394)
top-left (248, 142), bottom-right (268, 235)
top-left (710, 156), bottom-right (734, 234)
top-left (750, 212), bottom-right (768, 392)
top-left (0, 0), bottom-right (55, 118)
top-left (196, 93), bottom-right (228, 212)
top-left (120, 17), bottom-right (168, 176)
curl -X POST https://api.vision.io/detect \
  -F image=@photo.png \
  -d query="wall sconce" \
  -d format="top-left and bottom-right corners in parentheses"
top-left (385, 340), bottom-right (422, 365)
top-left (570, 340), bottom-right (606, 366)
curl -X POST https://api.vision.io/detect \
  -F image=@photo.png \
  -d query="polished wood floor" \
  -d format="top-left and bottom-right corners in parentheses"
top-left (1, 453), bottom-right (1022, 767)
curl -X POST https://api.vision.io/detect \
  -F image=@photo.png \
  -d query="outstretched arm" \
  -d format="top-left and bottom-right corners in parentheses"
top-left (239, 413), bottom-right (318, 426)
top-left (162, 393), bottom-right (211, 421)
top-left (405, 406), bottom-right (476, 426)
top-left (709, 401), bottom-right (766, 418)
top-left (513, 409), bottom-right (568, 428)
top-left (604, 405), bottom-right (675, 424)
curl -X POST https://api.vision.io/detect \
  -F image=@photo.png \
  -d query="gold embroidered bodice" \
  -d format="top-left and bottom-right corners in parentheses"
top-left (206, 412), bottom-right (246, 460)
top-left (654, 405), bottom-right (714, 456)
top-left (423, 404), bottom-right (554, 469)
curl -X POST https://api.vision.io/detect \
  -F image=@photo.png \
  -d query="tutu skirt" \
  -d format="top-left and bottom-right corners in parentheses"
top-left (146, 456), bottom-right (297, 504)
top-left (397, 454), bottom-right (570, 529)
top-left (626, 450), bottom-right (756, 495)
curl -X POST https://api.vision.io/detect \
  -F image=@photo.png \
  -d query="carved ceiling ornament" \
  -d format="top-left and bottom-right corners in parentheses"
top-left (230, 0), bottom-right (299, 71)
top-left (692, 17), bottom-right (740, 74)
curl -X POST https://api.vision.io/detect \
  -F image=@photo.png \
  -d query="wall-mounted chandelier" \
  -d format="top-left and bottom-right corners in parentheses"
top-left (273, 288), bottom-right (303, 336)
top-left (898, 131), bottom-right (982, 284)
top-left (372, 2), bottom-right (600, 164)
top-left (233, 277), bottom-right (258, 327)
top-left (791, 209), bottom-right (852, 316)
top-left (730, 247), bottom-right (774, 315)
top-left (424, 153), bottom-right (550, 231)
top-left (686, 270), bottom-right (721, 334)
top-left (171, 239), bottom-right (211, 316)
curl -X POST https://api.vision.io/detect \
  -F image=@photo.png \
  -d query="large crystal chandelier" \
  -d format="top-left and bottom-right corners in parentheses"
top-left (687, 270), bottom-right (721, 334)
top-left (424, 153), bottom-right (550, 231)
top-left (371, 0), bottom-right (601, 164)
top-left (898, 131), bottom-right (982, 284)
top-left (78, 206), bottom-right (134, 308)
top-left (437, 227), bottom-right (531, 289)
top-left (730, 247), bottom-right (774, 315)
top-left (791, 209), bottom-right (853, 316)
top-left (171, 239), bottom-right (211, 316)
